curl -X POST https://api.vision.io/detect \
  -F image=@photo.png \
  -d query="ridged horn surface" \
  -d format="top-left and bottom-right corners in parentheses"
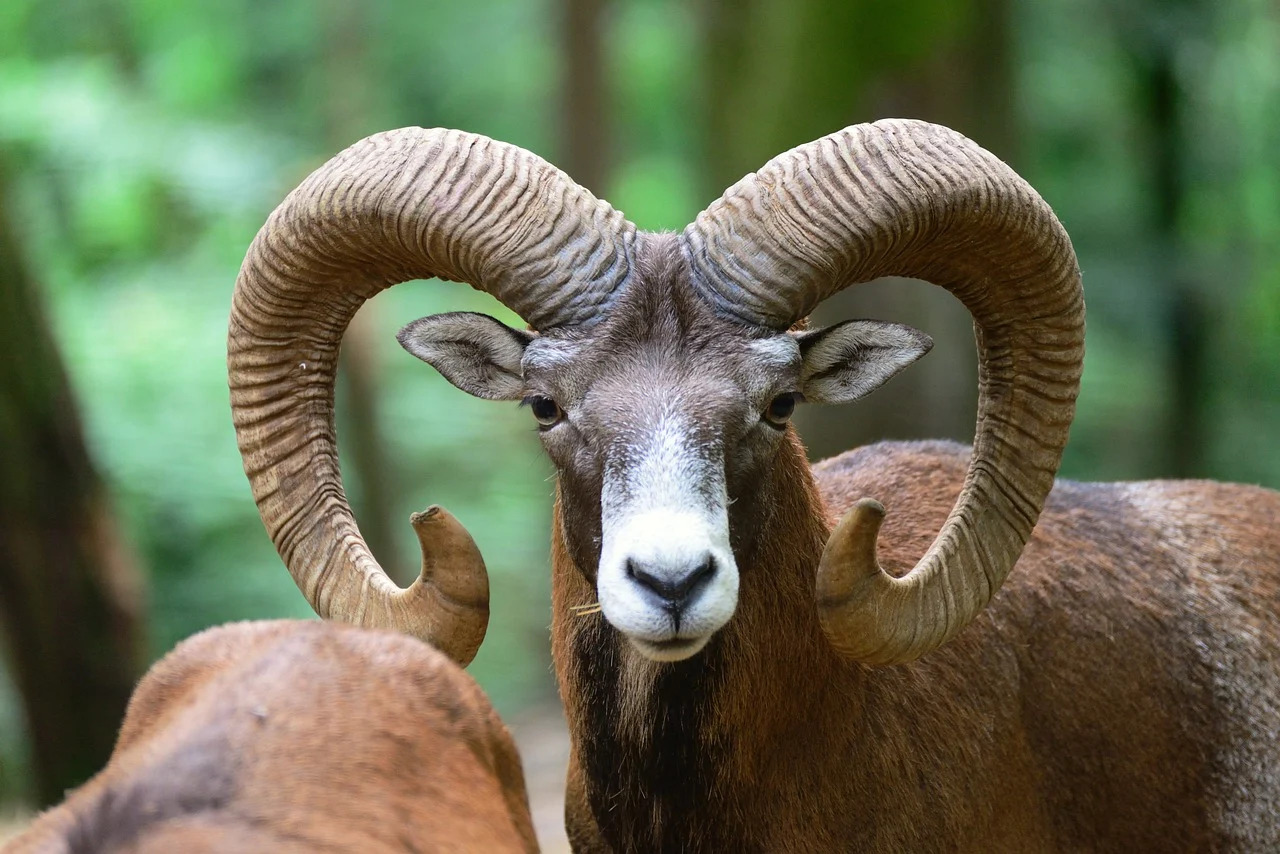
top-left (682, 119), bottom-right (1084, 664)
top-left (229, 128), bottom-right (635, 665)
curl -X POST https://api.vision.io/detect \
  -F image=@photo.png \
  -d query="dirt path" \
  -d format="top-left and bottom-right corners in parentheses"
top-left (509, 702), bottom-right (573, 853)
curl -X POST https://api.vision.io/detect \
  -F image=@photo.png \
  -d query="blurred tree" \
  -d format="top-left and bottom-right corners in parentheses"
top-left (1115, 0), bottom-right (1213, 477)
top-left (561, 0), bottom-right (612, 194)
top-left (323, 0), bottom-right (408, 582)
top-left (0, 0), bottom-right (1275, 819)
top-left (696, 0), bottom-right (1012, 460)
top-left (0, 171), bottom-right (146, 806)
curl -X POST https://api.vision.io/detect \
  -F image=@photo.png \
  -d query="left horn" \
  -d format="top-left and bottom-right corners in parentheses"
top-left (681, 119), bottom-right (1084, 665)
top-left (229, 128), bottom-right (635, 665)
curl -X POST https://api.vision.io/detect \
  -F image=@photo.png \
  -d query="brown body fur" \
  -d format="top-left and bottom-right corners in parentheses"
top-left (7, 621), bottom-right (538, 854)
top-left (554, 439), bottom-right (1280, 852)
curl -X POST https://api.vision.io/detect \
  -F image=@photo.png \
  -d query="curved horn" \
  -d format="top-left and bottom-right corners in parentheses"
top-left (682, 119), bottom-right (1084, 665)
top-left (229, 128), bottom-right (634, 666)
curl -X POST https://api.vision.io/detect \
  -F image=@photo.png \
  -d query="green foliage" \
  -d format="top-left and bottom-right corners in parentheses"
top-left (1, 0), bottom-right (1277, 809)
top-left (0, 1), bottom-right (572, 798)
top-left (609, 0), bottom-right (702, 226)
top-left (0, 655), bottom-right (30, 803)
top-left (1021, 0), bottom-right (1280, 484)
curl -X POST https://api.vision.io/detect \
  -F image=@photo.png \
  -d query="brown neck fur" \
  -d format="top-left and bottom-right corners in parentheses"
top-left (551, 426), bottom-right (840, 852)
top-left (546, 235), bottom-right (1280, 852)
top-left (550, 436), bottom-right (1280, 851)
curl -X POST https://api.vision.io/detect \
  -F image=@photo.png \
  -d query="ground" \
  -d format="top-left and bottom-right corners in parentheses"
top-left (510, 702), bottom-right (574, 853)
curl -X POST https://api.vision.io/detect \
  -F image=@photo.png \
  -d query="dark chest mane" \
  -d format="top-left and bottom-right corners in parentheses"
top-left (571, 619), bottom-right (757, 853)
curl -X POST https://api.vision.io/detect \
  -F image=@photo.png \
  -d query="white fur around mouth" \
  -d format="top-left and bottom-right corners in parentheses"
top-left (596, 506), bottom-right (740, 644)
top-left (627, 634), bottom-right (712, 662)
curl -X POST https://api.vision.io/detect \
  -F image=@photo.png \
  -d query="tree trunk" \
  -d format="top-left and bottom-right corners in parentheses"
top-left (0, 175), bottom-right (146, 807)
top-left (560, 0), bottom-right (612, 194)
top-left (1133, 11), bottom-right (1207, 478)
top-left (321, 0), bottom-right (407, 581)
top-left (1109, 0), bottom-right (1211, 478)
top-left (696, 0), bottom-right (1010, 460)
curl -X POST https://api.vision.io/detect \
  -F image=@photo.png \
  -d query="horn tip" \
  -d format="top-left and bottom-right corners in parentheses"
top-left (853, 497), bottom-right (886, 520)
top-left (408, 504), bottom-right (488, 599)
top-left (817, 497), bottom-right (888, 602)
top-left (410, 505), bottom-right (447, 532)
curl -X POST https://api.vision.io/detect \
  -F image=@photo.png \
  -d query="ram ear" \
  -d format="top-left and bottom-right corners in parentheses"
top-left (397, 312), bottom-right (533, 401)
top-left (794, 319), bottom-right (933, 404)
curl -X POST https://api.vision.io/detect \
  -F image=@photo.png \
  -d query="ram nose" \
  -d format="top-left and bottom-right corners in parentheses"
top-left (625, 555), bottom-right (718, 616)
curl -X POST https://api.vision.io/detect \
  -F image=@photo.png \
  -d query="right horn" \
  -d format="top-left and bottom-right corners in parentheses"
top-left (230, 128), bottom-right (634, 666)
top-left (681, 119), bottom-right (1084, 665)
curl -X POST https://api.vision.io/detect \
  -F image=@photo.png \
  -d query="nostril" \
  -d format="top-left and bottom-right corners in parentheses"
top-left (625, 555), bottom-right (718, 607)
top-left (686, 557), bottom-right (717, 594)
top-left (626, 559), bottom-right (668, 597)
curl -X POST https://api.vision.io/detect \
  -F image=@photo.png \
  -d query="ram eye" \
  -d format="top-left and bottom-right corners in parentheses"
top-left (526, 395), bottom-right (565, 427)
top-left (763, 393), bottom-right (797, 427)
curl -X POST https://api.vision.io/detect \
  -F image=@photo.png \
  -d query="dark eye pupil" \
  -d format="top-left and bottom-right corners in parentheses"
top-left (531, 396), bottom-right (560, 423)
top-left (768, 394), bottom-right (796, 421)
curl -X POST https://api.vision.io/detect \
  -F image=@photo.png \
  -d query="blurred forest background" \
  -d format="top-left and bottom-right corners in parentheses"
top-left (1, 0), bottom-right (1277, 822)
